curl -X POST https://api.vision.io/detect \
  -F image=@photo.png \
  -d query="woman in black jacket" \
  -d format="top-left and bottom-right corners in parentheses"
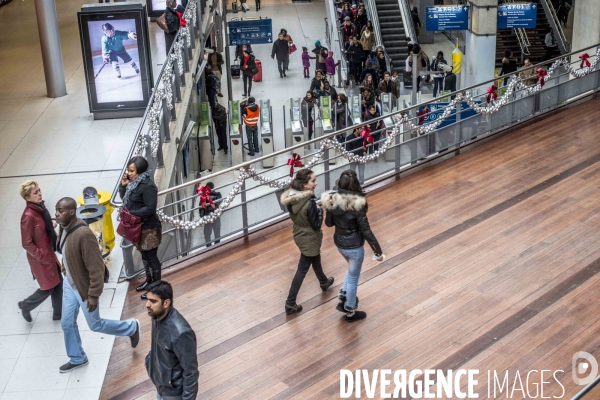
top-left (164, 0), bottom-right (180, 56)
top-left (309, 70), bottom-right (329, 96)
top-left (334, 94), bottom-right (349, 142)
top-left (339, 2), bottom-right (354, 24)
top-left (321, 171), bottom-right (383, 322)
top-left (301, 91), bottom-right (319, 140)
top-left (119, 156), bottom-right (162, 299)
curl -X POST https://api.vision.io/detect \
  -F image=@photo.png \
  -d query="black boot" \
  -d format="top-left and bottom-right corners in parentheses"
top-left (141, 268), bottom-right (161, 300)
top-left (136, 266), bottom-right (153, 292)
top-left (320, 276), bottom-right (334, 292)
top-left (285, 303), bottom-right (302, 315)
top-left (336, 291), bottom-right (358, 312)
top-left (345, 305), bottom-right (367, 322)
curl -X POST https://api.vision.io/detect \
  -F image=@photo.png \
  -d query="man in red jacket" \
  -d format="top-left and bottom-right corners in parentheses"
top-left (18, 180), bottom-right (63, 322)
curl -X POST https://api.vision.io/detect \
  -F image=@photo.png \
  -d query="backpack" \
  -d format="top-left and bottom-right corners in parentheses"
top-left (318, 48), bottom-right (327, 64)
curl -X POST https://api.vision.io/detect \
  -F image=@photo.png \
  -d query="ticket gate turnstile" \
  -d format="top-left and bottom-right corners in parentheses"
top-left (260, 99), bottom-right (274, 168)
top-left (290, 98), bottom-right (304, 157)
top-left (196, 102), bottom-right (213, 171)
top-left (229, 100), bottom-right (243, 166)
top-left (349, 94), bottom-right (362, 125)
top-left (317, 96), bottom-right (336, 165)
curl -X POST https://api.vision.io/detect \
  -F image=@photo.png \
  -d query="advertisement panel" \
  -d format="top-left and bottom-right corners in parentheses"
top-left (78, 2), bottom-right (153, 118)
top-left (425, 6), bottom-right (469, 31)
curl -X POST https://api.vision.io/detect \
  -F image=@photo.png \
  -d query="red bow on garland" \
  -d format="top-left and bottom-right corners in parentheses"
top-left (536, 68), bottom-right (547, 88)
top-left (287, 153), bottom-right (303, 177)
top-left (360, 126), bottom-right (374, 150)
top-left (486, 85), bottom-right (498, 103)
top-left (196, 185), bottom-right (215, 209)
top-left (417, 106), bottom-right (429, 126)
top-left (580, 53), bottom-right (591, 69)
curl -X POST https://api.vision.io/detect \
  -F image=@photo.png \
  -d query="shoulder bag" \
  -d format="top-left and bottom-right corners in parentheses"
top-left (117, 208), bottom-right (143, 244)
top-left (156, 13), bottom-right (169, 32)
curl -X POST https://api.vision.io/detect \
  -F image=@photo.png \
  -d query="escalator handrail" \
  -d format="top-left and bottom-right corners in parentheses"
top-left (398, 0), bottom-right (417, 45)
top-left (540, 0), bottom-right (571, 53)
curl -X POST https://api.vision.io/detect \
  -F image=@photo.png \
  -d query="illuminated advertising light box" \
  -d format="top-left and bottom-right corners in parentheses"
top-left (78, 2), bottom-right (153, 119)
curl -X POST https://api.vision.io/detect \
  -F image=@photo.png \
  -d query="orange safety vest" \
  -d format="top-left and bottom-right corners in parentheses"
top-left (243, 106), bottom-right (260, 127)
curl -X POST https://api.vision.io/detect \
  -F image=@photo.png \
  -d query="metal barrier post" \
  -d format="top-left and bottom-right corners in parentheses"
top-left (182, 44), bottom-right (190, 72)
top-left (161, 98), bottom-right (171, 141)
top-left (174, 69), bottom-right (182, 102)
top-left (324, 148), bottom-right (331, 190)
top-left (241, 180), bottom-right (248, 235)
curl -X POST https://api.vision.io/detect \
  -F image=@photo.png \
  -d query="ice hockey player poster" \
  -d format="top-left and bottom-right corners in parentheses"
top-left (88, 19), bottom-right (142, 103)
top-left (78, 2), bottom-right (153, 118)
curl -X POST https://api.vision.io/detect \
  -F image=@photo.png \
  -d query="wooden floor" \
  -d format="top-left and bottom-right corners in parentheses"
top-left (102, 97), bottom-right (600, 400)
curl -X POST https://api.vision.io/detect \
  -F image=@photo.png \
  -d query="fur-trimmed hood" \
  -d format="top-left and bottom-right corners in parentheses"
top-left (280, 189), bottom-right (315, 215)
top-left (320, 189), bottom-right (366, 214)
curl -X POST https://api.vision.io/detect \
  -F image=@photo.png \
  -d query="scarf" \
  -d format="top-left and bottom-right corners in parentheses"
top-left (364, 31), bottom-right (371, 38)
top-left (122, 170), bottom-right (152, 209)
top-left (32, 201), bottom-right (58, 252)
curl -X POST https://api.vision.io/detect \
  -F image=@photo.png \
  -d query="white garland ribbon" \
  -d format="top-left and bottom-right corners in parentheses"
top-left (158, 49), bottom-right (600, 229)
top-left (133, 0), bottom-right (198, 157)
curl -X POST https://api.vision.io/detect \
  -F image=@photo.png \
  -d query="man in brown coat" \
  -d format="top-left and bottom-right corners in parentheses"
top-left (55, 197), bottom-right (141, 373)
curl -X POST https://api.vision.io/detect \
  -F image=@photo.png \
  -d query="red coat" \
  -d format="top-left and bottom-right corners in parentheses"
top-left (20, 203), bottom-right (61, 290)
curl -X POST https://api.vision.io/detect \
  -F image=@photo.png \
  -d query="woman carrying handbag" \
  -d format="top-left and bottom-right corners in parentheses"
top-left (119, 156), bottom-right (162, 300)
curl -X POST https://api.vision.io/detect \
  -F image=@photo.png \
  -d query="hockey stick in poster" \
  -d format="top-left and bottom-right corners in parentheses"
top-left (94, 63), bottom-right (106, 79)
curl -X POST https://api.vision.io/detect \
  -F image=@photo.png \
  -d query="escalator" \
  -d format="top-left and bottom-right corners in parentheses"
top-left (374, 0), bottom-right (409, 74)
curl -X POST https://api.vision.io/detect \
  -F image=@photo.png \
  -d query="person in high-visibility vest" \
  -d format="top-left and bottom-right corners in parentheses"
top-left (241, 97), bottom-right (261, 156)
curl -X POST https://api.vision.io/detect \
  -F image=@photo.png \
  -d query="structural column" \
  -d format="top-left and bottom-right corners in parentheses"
top-left (463, 0), bottom-right (498, 89)
top-left (34, 0), bottom-right (67, 98)
top-left (571, 0), bottom-right (600, 63)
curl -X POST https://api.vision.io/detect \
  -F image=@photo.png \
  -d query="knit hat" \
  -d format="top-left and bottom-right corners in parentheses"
top-left (344, 16), bottom-right (351, 21)
top-left (315, 40), bottom-right (321, 47)
top-left (351, 4), bottom-right (356, 8)
top-left (248, 96), bottom-right (255, 105)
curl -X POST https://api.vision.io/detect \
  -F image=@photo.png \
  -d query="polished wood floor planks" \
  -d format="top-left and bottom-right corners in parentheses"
top-left (101, 98), bottom-right (600, 399)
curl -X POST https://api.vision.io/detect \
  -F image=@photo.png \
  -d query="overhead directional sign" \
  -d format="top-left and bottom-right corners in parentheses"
top-left (228, 18), bottom-right (273, 46)
top-left (421, 102), bottom-right (482, 129)
top-left (497, 3), bottom-right (537, 29)
top-left (425, 6), bottom-right (469, 31)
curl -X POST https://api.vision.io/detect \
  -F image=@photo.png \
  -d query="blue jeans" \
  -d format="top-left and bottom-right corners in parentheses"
top-left (62, 279), bottom-right (136, 364)
top-left (433, 77), bottom-right (443, 97)
top-left (338, 246), bottom-right (365, 309)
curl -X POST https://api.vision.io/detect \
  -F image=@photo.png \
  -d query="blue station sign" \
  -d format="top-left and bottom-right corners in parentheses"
top-left (497, 3), bottom-right (537, 29)
top-left (421, 102), bottom-right (482, 129)
top-left (228, 18), bottom-right (273, 46)
top-left (425, 6), bottom-right (469, 31)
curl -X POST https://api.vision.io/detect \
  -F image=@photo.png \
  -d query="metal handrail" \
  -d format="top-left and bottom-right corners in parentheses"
top-left (571, 374), bottom-right (600, 400)
top-left (363, 0), bottom-right (394, 74)
top-left (153, 42), bottom-right (600, 197)
top-left (540, 0), bottom-right (571, 53)
top-left (398, 0), bottom-right (416, 44)
top-left (325, 0), bottom-right (348, 83)
top-left (109, 0), bottom-right (215, 207)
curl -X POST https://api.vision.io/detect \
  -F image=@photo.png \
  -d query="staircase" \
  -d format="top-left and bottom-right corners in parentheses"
top-left (495, 0), bottom-right (552, 68)
top-left (374, 0), bottom-right (409, 74)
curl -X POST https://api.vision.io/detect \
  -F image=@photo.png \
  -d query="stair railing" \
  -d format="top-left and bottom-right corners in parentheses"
top-left (540, 0), bottom-right (571, 53)
top-left (398, 0), bottom-right (416, 44)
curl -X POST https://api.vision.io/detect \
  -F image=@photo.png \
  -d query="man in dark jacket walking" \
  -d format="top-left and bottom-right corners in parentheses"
top-left (205, 66), bottom-right (219, 107)
top-left (145, 281), bottom-right (198, 400)
top-left (271, 32), bottom-right (290, 78)
top-left (212, 102), bottom-right (228, 154)
top-left (55, 197), bottom-right (141, 373)
top-left (346, 36), bottom-right (363, 85)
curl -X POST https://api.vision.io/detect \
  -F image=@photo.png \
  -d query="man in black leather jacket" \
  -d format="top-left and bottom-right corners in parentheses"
top-left (145, 281), bottom-right (198, 400)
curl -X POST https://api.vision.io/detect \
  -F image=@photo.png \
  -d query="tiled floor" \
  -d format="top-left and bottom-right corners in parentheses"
top-left (0, 0), bottom-right (170, 398)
